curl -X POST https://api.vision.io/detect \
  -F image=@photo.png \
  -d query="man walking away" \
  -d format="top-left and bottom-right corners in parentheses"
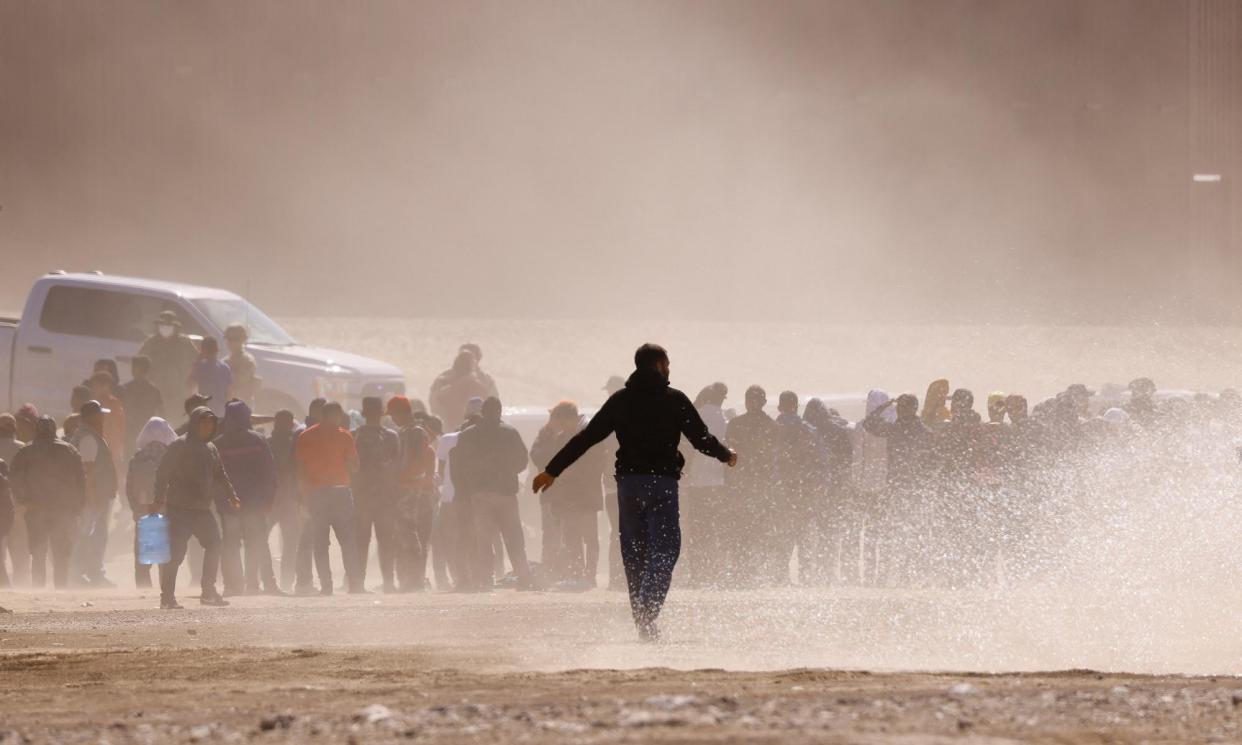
top-left (451, 396), bottom-right (534, 591)
top-left (266, 410), bottom-right (303, 592)
top-left (533, 344), bottom-right (737, 641)
top-left (151, 407), bottom-right (238, 608)
top-left (294, 402), bottom-right (361, 594)
top-left (69, 400), bottom-right (118, 588)
top-left (10, 417), bottom-right (85, 588)
top-left (214, 400), bottom-right (281, 595)
top-left (353, 397), bottom-right (401, 592)
top-left (126, 417), bottom-right (176, 588)
top-left (120, 356), bottom-right (165, 458)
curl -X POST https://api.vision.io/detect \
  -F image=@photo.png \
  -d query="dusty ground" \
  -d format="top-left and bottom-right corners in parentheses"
top-left (2, 588), bottom-right (1240, 743)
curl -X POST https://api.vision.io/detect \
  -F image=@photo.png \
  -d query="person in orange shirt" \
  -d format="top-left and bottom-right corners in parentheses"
top-left (294, 401), bottom-right (360, 595)
top-left (88, 371), bottom-right (127, 465)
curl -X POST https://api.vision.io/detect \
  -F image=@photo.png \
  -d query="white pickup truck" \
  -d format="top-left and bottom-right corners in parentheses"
top-left (0, 272), bottom-right (406, 419)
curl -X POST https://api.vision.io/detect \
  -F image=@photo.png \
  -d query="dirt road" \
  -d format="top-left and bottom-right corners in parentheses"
top-left (1, 588), bottom-right (1239, 743)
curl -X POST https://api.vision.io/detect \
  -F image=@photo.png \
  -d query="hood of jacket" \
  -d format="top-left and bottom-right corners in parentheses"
top-left (865, 390), bottom-right (896, 423)
top-left (187, 406), bottom-right (217, 442)
top-left (626, 367), bottom-right (669, 393)
top-left (136, 417), bottom-right (177, 451)
top-left (222, 400), bottom-right (253, 434)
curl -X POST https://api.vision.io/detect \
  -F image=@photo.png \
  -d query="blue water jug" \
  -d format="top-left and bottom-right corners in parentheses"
top-left (137, 513), bottom-right (171, 565)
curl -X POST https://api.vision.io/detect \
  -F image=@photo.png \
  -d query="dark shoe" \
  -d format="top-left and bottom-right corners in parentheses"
top-left (318, 587), bottom-right (334, 597)
top-left (200, 595), bottom-right (230, 607)
top-left (160, 598), bottom-right (184, 610)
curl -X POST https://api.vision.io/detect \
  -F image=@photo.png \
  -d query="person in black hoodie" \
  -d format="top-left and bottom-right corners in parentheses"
top-left (151, 407), bottom-right (240, 609)
top-left (533, 344), bottom-right (737, 641)
top-left (450, 396), bottom-right (533, 590)
top-left (214, 400), bottom-right (280, 596)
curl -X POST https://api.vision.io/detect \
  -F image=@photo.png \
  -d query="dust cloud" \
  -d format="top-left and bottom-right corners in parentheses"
top-left (1, 1), bottom-right (1235, 322)
top-left (2, 1), bottom-right (1242, 681)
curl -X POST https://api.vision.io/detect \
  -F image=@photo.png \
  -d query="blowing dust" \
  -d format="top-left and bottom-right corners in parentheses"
top-left (266, 317), bottom-right (1242, 676)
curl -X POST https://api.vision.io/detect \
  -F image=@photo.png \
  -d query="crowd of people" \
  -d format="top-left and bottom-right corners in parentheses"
top-left (1, 314), bottom-right (1239, 619)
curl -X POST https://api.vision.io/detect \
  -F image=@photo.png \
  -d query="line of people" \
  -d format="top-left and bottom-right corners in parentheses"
top-left (677, 376), bottom-right (1242, 590)
top-left (3, 336), bottom-right (1237, 605)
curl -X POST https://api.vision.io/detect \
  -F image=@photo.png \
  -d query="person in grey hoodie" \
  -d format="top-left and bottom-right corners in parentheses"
top-left (151, 407), bottom-right (239, 609)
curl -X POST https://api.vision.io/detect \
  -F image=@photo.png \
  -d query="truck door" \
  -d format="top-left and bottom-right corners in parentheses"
top-left (14, 284), bottom-right (206, 419)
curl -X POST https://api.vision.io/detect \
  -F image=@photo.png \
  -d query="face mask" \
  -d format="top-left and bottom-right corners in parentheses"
top-left (157, 324), bottom-right (174, 338)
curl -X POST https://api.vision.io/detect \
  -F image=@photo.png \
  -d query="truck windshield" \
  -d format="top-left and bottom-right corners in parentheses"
top-left (191, 298), bottom-right (296, 346)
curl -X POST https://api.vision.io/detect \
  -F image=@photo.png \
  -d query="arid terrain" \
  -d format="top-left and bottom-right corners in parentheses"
top-left (2, 588), bottom-right (1241, 743)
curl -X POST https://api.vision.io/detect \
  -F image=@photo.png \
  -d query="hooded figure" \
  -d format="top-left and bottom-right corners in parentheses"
top-left (214, 400), bottom-right (279, 595)
top-left (10, 417), bottom-right (86, 588)
top-left (126, 417), bottom-right (177, 587)
top-left (214, 401), bottom-right (276, 513)
top-left (127, 418), bottom-right (176, 512)
top-left (853, 390), bottom-right (893, 494)
top-left (151, 406), bottom-right (238, 608)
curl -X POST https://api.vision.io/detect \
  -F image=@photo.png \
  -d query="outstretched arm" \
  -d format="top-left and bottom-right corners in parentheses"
top-left (676, 392), bottom-right (736, 465)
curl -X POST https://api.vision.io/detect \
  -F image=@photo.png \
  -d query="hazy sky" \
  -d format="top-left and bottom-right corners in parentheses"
top-left (0, 1), bottom-right (1234, 322)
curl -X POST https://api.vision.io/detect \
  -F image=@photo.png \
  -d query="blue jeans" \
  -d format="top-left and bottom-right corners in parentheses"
top-left (616, 475), bottom-right (681, 628)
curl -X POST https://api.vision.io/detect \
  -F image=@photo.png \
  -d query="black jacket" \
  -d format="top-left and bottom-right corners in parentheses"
top-left (546, 368), bottom-right (732, 480)
top-left (155, 407), bottom-right (237, 511)
top-left (450, 418), bottom-right (529, 498)
top-left (862, 410), bottom-right (933, 489)
top-left (9, 434), bottom-right (86, 513)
